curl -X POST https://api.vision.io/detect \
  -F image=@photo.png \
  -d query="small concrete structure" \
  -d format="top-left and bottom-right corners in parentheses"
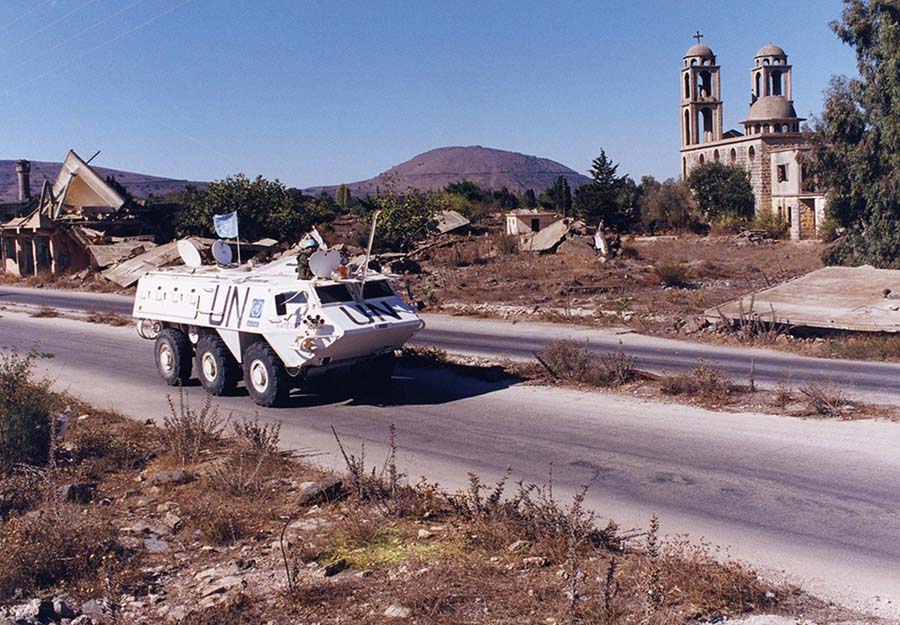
top-left (711, 265), bottom-right (900, 332)
top-left (505, 210), bottom-right (559, 236)
top-left (436, 210), bottom-right (470, 234)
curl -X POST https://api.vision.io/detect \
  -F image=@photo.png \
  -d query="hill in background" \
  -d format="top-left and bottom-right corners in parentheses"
top-left (307, 145), bottom-right (592, 196)
top-left (0, 159), bottom-right (205, 203)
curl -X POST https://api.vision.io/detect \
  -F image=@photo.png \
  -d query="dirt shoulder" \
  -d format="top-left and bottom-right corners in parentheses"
top-left (0, 387), bottom-right (874, 625)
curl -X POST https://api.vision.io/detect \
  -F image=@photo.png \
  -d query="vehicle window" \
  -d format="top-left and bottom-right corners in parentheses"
top-left (363, 280), bottom-right (394, 299)
top-left (274, 291), bottom-right (307, 316)
top-left (315, 284), bottom-right (354, 304)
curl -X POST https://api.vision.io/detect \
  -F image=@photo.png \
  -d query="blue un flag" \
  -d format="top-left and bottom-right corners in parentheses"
top-left (213, 211), bottom-right (239, 239)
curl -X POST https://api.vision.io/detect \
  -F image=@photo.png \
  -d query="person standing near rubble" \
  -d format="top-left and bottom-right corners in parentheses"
top-left (295, 237), bottom-right (319, 279)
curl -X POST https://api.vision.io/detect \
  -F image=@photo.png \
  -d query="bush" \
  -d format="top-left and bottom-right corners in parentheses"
top-left (0, 348), bottom-right (54, 473)
top-left (208, 417), bottom-right (283, 496)
top-left (798, 382), bottom-right (849, 419)
top-left (159, 391), bottom-right (225, 465)
top-left (537, 341), bottom-right (638, 388)
top-left (660, 366), bottom-right (734, 403)
top-left (751, 209), bottom-right (789, 239)
top-left (686, 162), bottom-right (755, 222)
top-left (0, 505), bottom-right (118, 596)
top-left (654, 261), bottom-right (690, 288)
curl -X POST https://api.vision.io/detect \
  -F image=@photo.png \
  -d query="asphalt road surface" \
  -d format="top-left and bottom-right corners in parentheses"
top-left (3, 285), bottom-right (900, 403)
top-left (1, 288), bottom-right (900, 617)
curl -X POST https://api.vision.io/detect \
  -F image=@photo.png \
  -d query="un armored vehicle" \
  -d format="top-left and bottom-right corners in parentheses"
top-left (132, 239), bottom-right (424, 407)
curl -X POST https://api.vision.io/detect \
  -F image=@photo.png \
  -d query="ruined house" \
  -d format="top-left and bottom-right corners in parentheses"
top-left (0, 151), bottom-right (128, 276)
top-left (505, 210), bottom-right (560, 236)
top-left (679, 41), bottom-right (828, 239)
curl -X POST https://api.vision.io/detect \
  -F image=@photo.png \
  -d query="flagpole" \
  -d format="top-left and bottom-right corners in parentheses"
top-left (235, 212), bottom-right (242, 264)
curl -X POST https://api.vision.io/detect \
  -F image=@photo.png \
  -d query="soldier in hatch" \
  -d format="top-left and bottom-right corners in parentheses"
top-left (296, 237), bottom-right (319, 279)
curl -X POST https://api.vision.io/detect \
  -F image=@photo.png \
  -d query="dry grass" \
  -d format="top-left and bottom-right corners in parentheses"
top-left (208, 417), bottom-right (284, 496)
top-left (85, 309), bottom-right (132, 326)
top-left (798, 382), bottom-right (851, 419)
top-left (159, 391), bottom-right (225, 465)
top-left (29, 305), bottom-right (60, 318)
top-left (827, 333), bottom-right (900, 362)
top-left (537, 340), bottom-right (638, 388)
top-left (655, 259), bottom-right (691, 288)
top-left (660, 365), bottom-right (736, 403)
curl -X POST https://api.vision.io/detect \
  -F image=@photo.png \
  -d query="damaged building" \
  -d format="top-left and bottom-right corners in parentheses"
top-left (0, 151), bottom-right (174, 277)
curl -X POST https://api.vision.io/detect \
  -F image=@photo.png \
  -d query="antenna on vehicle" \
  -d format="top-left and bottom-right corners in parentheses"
top-left (212, 239), bottom-right (234, 265)
top-left (177, 239), bottom-right (203, 268)
top-left (85, 150), bottom-right (101, 165)
top-left (358, 209), bottom-right (381, 283)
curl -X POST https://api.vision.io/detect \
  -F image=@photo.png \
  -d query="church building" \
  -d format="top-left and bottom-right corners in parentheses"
top-left (679, 39), bottom-right (827, 240)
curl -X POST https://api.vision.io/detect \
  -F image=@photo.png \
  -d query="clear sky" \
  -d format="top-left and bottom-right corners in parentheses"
top-left (0, 0), bottom-right (858, 188)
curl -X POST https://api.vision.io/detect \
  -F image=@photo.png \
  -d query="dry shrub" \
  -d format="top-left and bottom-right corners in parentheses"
top-left (0, 470), bottom-right (44, 520)
top-left (66, 415), bottom-right (153, 476)
top-left (620, 243), bottom-right (641, 259)
top-left (159, 391), bottom-right (224, 465)
top-left (85, 310), bottom-right (131, 326)
top-left (183, 496), bottom-right (246, 545)
top-left (0, 504), bottom-right (119, 597)
top-left (715, 297), bottom-right (786, 345)
top-left (537, 341), bottom-right (637, 388)
top-left (774, 383), bottom-right (794, 408)
top-left (208, 417), bottom-right (283, 496)
top-left (660, 366), bottom-right (734, 403)
top-left (30, 306), bottom-right (60, 318)
top-left (798, 382), bottom-right (849, 419)
top-left (400, 345), bottom-right (449, 368)
top-left (827, 333), bottom-right (900, 362)
top-left (1, 347), bottom-right (54, 472)
top-left (655, 260), bottom-right (690, 288)
top-left (496, 234), bottom-right (519, 255)
top-left (181, 595), bottom-right (254, 625)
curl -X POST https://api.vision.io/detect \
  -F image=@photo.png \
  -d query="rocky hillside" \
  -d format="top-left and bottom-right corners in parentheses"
top-left (0, 159), bottom-right (205, 203)
top-left (308, 145), bottom-right (592, 195)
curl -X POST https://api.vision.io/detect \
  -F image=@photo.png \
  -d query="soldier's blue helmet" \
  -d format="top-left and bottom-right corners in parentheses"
top-left (300, 237), bottom-right (319, 250)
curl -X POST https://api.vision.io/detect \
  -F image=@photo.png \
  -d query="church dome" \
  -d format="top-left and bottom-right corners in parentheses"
top-left (745, 95), bottom-right (798, 121)
top-left (684, 44), bottom-right (714, 58)
top-left (755, 44), bottom-right (786, 58)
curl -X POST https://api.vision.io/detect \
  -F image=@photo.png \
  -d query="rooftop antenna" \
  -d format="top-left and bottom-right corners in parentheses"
top-left (693, 30), bottom-right (704, 44)
top-left (85, 150), bottom-right (101, 165)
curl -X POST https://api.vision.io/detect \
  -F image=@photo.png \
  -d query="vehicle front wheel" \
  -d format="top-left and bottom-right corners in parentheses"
top-left (195, 334), bottom-right (240, 396)
top-left (154, 328), bottom-right (192, 386)
top-left (242, 341), bottom-right (289, 407)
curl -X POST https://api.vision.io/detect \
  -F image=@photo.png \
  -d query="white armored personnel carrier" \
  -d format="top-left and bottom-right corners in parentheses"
top-left (131, 236), bottom-right (424, 406)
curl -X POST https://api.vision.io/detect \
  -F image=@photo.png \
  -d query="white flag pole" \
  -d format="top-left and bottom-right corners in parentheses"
top-left (235, 212), bottom-right (242, 264)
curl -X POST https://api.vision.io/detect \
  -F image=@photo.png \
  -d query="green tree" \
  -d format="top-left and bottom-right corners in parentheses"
top-left (522, 188), bottom-right (537, 208)
top-left (445, 180), bottom-right (486, 203)
top-left (686, 162), bottom-right (755, 222)
top-left (810, 0), bottom-right (900, 267)
top-left (640, 178), bottom-right (700, 232)
top-left (573, 149), bottom-right (637, 230)
top-left (374, 177), bottom-right (438, 252)
top-left (173, 174), bottom-right (325, 243)
top-left (334, 183), bottom-right (352, 212)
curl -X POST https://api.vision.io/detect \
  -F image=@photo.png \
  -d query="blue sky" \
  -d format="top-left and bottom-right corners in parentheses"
top-left (0, 0), bottom-right (858, 188)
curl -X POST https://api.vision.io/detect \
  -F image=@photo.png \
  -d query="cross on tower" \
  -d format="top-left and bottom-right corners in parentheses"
top-left (693, 30), bottom-right (704, 44)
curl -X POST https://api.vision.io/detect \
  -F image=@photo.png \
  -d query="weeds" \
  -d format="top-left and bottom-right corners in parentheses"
top-left (798, 382), bottom-right (850, 419)
top-left (30, 306), bottom-right (60, 318)
top-left (159, 390), bottom-right (225, 465)
top-left (655, 260), bottom-right (691, 288)
top-left (660, 365), bottom-right (734, 403)
top-left (85, 310), bottom-right (131, 327)
top-left (537, 341), bottom-right (638, 388)
top-left (0, 347), bottom-right (54, 473)
top-left (715, 296), bottom-right (788, 345)
top-left (208, 417), bottom-right (283, 496)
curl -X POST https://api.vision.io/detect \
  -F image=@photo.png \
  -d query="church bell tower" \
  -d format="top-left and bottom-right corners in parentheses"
top-left (681, 32), bottom-right (724, 148)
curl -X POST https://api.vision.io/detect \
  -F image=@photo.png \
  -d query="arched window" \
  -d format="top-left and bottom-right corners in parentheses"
top-left (748, 146), bottom-right (756, 161)
top-left (770, 70), bottom-right (782, 96)
top-left (755, 124), bottom-right (761, 134)
top-left (699, 154), bottom-right (705, 165)
top-left (713, 149), bottom-right (720, 161)
top-left (684, 109), bottom-right (691, 145)
top-left (763, 58), bottom-right (770, 65)
top-left (697, 107), bottom-right (713, 144)
top-left (684, 73), bottom-right (690, 99)
top-left (755, 72), bottom-right (762, 97)
top-left (730, 148), bottom-right (737, 163)
top-left (698, 71), bottom-right (712, 99)
top-left (691, 58), bottom-right (698, 66)
top-left (682, 157), bottom-right (687, 178)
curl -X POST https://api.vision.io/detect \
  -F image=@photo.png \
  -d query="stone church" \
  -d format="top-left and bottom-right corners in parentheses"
top-left (679, 40), bottom-right (827, 239)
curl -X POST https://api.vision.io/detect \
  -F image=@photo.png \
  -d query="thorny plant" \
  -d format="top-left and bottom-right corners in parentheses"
top-left (715, 296), bottom-right (789, 345)
top-left (798, 382), bottom-right (850, 419)
top-left (159, 390), bottom-right (225, 465)
top-left (208, 417), bottom-right (283, 496)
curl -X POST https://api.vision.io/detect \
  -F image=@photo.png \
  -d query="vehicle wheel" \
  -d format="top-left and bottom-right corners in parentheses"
top-left (242, 341), bottom-right (289, 407)
top-left (154, 328), bottom-right (192, 386)
top-left (195, 334), bottom-right (240, 396)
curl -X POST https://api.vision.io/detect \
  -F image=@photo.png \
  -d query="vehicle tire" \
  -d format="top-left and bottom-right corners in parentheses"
top-left (195, 334), bottom-right (240, 396)
top-left (242, 341), bottom-right (289, 407)
top-left (154, 328), bottom-right (192, 386)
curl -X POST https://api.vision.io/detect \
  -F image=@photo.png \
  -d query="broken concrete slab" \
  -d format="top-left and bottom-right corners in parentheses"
top-left (88, 241), bottom-right (156, 269)
top-left (711, 265), bottom-right (900, 332)
top-left (557, 236), bottom-right (595, 258)
top-left (521, 218), bottom-right (569, 252)
top-left (436, 210), bottom-right (470, 234)
top-left (101, 238), bottom-right (205, 288)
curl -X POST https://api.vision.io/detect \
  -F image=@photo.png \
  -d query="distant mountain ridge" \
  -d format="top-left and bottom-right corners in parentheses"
top-left (0, 159), bottom-right (204, 203)
top-left (307, 146), bottom-right (591, 195)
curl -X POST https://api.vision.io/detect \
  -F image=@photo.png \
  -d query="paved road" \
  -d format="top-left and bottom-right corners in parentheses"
top-left (3, 285), bottom-right (900, 402)
top-left (1, 305), bottom-right (899, 618)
